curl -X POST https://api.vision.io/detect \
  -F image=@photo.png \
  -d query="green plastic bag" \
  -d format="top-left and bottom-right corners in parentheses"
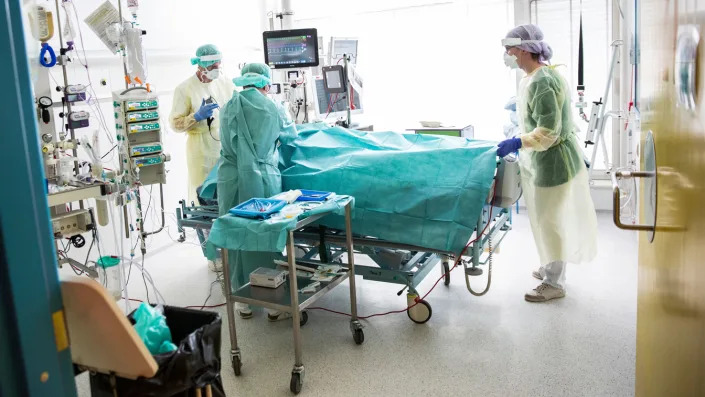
top-left (133, 303), bottom-right (177, 355)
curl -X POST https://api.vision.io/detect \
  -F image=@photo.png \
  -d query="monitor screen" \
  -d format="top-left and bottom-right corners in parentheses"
top-left (330, 38), bottom-right (358, 64)
top-left (314, 78), bottom-right (362, 117)
top-left (325, 70), bottom-right (343, 90)
top-left (263, 29), bottom-right (319, 69)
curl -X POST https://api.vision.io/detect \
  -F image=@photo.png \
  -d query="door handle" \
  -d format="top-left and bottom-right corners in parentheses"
top-left (611, 170), bottom-right (656, 231)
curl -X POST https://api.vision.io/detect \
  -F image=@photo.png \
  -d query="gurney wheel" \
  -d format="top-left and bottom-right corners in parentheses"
top-left (407, 300), bottom-right (432, 324)
top-left (232, 356), bottom-right (242, 376)
top-left (290, 372), bottom-right (303, 394)
top-left (353, 328), bottom-right (365, 345)
top-left (443, 262), bottom-right (451, 286)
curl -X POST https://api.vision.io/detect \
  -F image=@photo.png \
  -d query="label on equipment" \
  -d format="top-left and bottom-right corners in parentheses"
top-left (69, 111), bottom-right (90, 121)
top-left (133, 154), bottom-right (163, 167)
top-left (126, 100), bottom-right (159, 111)
top-left (127, 111), bottom-right (159, 123)
top-left (130, 143), bottom-right (162, 157)
top-left (65, 84), bottom-right (86, 94)
top-left (128, 121), bottom-right (160, 134)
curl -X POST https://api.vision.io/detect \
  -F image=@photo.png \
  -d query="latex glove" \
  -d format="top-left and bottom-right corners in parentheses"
top-left (194, 99), bottom-right (219, 122)
top-left (497, 137), bottom-right (522, 157)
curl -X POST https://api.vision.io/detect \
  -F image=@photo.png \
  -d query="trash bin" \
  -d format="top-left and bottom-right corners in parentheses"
top-left (89, 306), bottom-right (225, 397)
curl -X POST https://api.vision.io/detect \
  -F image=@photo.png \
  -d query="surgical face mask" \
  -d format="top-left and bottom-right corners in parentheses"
top-left (203, 68), bottom-right (221, 80)
top-left (503, 53), bottom-right (519, 69)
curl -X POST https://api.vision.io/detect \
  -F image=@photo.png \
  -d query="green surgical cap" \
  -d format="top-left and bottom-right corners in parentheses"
top-left (190, 44), bottom-right (222, 68)
top-left (233, 63), bottom-right (272, 88)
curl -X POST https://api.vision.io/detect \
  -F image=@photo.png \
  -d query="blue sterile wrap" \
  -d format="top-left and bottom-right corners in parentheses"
top-left (279, 123), bottom-right (497, 254)
top-left (132, 303), bottom-right (177, 355)
top-left (202, 124), bottom-right (497, 254)
top-left (207, 195), bottom-right (353, 254)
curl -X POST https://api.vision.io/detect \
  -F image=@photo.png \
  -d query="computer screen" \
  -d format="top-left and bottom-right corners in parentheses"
top-left (323, 65), bottom-right (346, 93)
top-left (329, 38), bottom-right (358, 65)
top-left (263, 29), bottom-right (319, 69)
top-left (325, 69), bottom-right (343, 90)
top-left (313, 77), bottom-right (362, 117)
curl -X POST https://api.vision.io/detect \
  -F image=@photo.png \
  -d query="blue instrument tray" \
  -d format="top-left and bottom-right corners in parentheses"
top-left (229, 198), bottom-right (287, 219)
top-left (296, 189), bottom-right (333, 202)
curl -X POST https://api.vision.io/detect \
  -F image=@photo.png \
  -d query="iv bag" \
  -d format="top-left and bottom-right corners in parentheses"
top-left (27, 5), bottom-right (54, 42)
top-left (125, 25), bottom-right (147, 82)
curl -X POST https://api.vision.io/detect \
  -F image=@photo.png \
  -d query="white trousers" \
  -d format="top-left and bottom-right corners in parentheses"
top-left (538, 260), bottom-right (567, 289)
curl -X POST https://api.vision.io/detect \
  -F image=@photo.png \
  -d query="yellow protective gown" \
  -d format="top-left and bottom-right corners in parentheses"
top-left (517, 66), bottom-right (597, 265)
top-left (169, 73), bottom-right (235, 204)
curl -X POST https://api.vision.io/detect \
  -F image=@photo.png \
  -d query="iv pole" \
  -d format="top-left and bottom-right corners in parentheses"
top-left (116, 0), bottom-right (165, 252)
top-left (583, 41), bottom-right (623, 181)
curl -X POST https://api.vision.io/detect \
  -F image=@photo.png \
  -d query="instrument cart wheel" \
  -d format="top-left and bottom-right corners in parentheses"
top-left (443, 262), bottom-right (451, 286)
top-left (232, 355), bottom-right (242, 376)
top-left (290, 372), bottom-right (303, 394)
top-left (407, 300), bottom-right (433, 324)
top-left (353, 328), bottom-right (365, 345)
top-left (300, 311), bottom-right (309, 327)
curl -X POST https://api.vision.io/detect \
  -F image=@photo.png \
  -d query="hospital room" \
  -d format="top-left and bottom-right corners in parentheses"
top-left (3, 0), bottom-right (705, 395)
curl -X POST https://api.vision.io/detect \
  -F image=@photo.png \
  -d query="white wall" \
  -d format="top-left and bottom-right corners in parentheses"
top-left (295, 0), bottom-right (517, 139)
top-left (530, 0), bottom-right (616, 170)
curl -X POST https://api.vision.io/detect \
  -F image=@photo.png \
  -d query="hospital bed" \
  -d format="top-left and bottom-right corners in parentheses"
top-left (176, 155), bottom-right (521, 324)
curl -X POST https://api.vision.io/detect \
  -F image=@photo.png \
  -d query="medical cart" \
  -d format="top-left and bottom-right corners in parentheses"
top-left (212, 201), bottom-right (363, 395)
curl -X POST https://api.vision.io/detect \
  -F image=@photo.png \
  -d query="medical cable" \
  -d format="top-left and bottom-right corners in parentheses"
top-left (80, 232), bottom-right (96, 274)
top-left (209, 126), bottom-right (220, 142)
top-left (308, 187), bottom-right (497, 319)
top-left (198, 270), bottom-right (224, 310)
top-left (66, 3), bottom-right (116, 146)
top-left (102, 144), bottom-right (118, 159)
top-left (109, 202), bottom-right (131, 312)
top-left (466, 233), bottom-right (492, 296)
top-left (120, 257), bottom-right (166, 305)
top-left (325, 94), bottom-right (338, 118)
top-left (141, 253), bottom-right (151, 304)
top-left (128, 297), bottom-right (226, 310)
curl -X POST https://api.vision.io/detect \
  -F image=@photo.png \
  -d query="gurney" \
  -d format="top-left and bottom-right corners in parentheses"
top-left (176, 124), bottom-right (521, 323)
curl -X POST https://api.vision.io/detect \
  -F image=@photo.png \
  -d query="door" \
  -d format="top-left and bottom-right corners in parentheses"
top-left (0, 0), bottom-right (77, 395)
top-left (635, 0), bottom-right (705, 394)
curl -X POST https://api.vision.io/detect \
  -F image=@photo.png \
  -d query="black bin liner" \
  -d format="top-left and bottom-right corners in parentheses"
top-left (89, 306), bottom-right (225, 397)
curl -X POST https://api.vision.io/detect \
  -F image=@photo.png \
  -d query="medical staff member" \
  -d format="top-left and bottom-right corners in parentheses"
top-left (217, 63), bottom-right (297, 319)
top-left (496, 24), bottom-right (597, 302)
top-left (169, 44), bottom-right (235, 205)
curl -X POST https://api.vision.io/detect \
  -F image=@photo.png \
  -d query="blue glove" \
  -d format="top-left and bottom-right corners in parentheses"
top-left (194, 99), bottom-right (219, 122)
top-left (497, 137), bottom-right (522, 157)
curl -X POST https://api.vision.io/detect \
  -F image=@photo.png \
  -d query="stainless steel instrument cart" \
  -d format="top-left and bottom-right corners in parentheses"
top-left (217, 203), bottom-right (363, 395)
